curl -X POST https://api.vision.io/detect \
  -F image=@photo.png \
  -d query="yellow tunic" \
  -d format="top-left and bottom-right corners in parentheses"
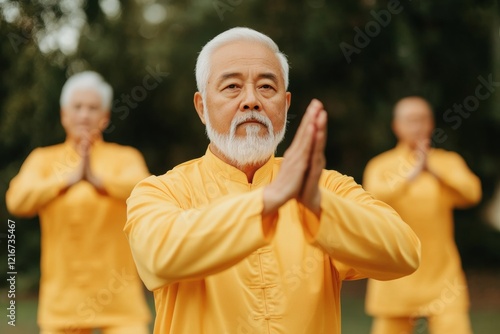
top-left (364, 144), bottom-right (481, 317)
top-left (125, 148), bottom-right (421, 334)
top-left (6, 140), bottom-right (152, 329)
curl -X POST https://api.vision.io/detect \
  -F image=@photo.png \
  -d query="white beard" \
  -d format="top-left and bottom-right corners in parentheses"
top-left (204, 109), bottom-right (286, 168)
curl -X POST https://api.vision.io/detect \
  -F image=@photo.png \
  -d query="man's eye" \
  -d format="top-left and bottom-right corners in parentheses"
top-left (261, 84), bottom-right (273, 90)
top-left (226, 84), bottom-right (238, 89)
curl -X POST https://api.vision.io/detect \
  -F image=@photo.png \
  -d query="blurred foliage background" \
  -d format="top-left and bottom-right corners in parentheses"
top-left (0, 0), bottom-right (499, 297)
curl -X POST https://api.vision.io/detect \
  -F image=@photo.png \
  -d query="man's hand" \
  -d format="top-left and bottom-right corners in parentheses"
top-left (263, 99), bottom-right (327, 216)
top-left (407, 138), bottom-right (429, 181)
top-left (299, 102), bottom-right (327, 215)
top-left (80, 139), bottom-right (107, 194)
top-left (64, 139), bottom-right (89, 189)
top-left (64, 136), bottom-right (107, 194)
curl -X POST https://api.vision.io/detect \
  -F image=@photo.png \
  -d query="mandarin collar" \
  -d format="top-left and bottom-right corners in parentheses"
top-left (395, 142), bottom-right (435, 157)
top-left (202, 146), bottom-right (275, 186)
top-left (63, 138), bottom-right (104, 153)
top-left (395, 142), bottom-right (413, 155)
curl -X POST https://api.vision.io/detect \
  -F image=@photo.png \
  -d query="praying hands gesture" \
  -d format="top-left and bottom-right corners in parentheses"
top-left (263, 99), bottom-right (327, 217)
top-left (65, 134), bottom-right (107, 194)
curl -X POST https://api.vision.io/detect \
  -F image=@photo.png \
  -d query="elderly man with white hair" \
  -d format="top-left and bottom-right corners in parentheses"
top-left (363, 96), bottom-right (481, 334)
top-left (6, 71), bottom-right (151, 334)
top-left (125, 27), bottom-right (421, 334)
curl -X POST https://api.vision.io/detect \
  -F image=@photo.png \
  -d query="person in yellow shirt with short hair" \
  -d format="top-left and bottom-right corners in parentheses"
top-left (124, 27), bottom-right (421, 334)
top-left (364, 96), bottom-right (482, 334)
top-left (6, 71), bottom-right (151, 334)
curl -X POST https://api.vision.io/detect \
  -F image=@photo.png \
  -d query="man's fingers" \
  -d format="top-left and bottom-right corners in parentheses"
top-left (289, 99), bottom-right (323, 149)
top-left (273, 99), bottom-right (327, 207)
top-left (303, 109), bottom-right (328, 189)
top-left (274, 100), bottom-right (322, 202)
top-left (283, 99), bottom-right (323, 167)
top-left (313, 109), bottom-right (328, 155)
top-left (298, 107), bottom-right (328, 213)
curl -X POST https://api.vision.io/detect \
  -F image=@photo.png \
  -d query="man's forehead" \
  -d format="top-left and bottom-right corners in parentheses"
top-left (208, 42), bottom-right (282, 86)
top-left (395, 99), bottom-right (432, 119)
top-left (212, 41), bottom-right (280, 67)
top-left (69, 88), bottom-right (102, 100)
top-left (213, 39), bottom-right (274, 55)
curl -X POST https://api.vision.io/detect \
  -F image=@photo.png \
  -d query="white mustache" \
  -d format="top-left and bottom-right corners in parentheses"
top-left (232, 112), bottom-right (272, 130)
top-left (204, 107), bottom-right (286, 168)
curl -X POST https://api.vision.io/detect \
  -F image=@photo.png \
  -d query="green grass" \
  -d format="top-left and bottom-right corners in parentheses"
top-left (340, 276), bottom-right (500, 334)
top-left (340, 295), bottom-right (500, 334)
top-left (0, 293), bottom-right (156, 334)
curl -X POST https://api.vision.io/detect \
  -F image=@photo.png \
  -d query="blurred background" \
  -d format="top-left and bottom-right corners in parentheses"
top-left (0, 0), bottom-right (499, 333)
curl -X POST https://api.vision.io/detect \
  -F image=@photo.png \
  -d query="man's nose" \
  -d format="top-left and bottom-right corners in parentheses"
top-left (240, 86), bottom-right (262, 111)
top-left (77, 107), bottom-right (92, 119)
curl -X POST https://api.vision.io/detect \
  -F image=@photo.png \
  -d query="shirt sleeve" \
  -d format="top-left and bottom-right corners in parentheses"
top-left (100, 147), bottom-right (151, 201)
top-left (6, 148), bottom-right (67, 217)
top-left (428, 151), bottom-right (482, 208)
top-left (299, 172), bottom-right (421, 281)
top-left (124, 175), bottom-right (278, 290)
top-left (362, 157), bottom-right (411, 203)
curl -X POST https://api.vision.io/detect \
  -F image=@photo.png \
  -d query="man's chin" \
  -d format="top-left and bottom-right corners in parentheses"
top-left (235, 125), bottom-right (268, 137)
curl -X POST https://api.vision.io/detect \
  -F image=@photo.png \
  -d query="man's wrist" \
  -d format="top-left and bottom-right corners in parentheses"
top-left (262, 185), bottom-right (287, 216)
top-left (301, 191), bottom-right (321, 217)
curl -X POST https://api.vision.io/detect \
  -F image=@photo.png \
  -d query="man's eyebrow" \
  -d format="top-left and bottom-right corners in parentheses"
top-left (258, 72), bottom-right (279, 84)
top-left (217, 72), bottom-right (242, 84)
top-left (217, 72), bottom-right (280, 85)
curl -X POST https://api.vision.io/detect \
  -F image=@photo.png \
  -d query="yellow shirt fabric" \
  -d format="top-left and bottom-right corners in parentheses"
top-left (125, 148), bottom-right (421, 334)
top-left (6, 140), bottom-right (152, 329)
top-left (364, 144), bottom-right (481, 317)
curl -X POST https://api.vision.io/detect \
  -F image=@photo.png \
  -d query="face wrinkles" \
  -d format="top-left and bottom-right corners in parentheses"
top-left (205, 41), bottom-right (288, 138)
top-left (198, 40), bottom-right (290, 167)
top-left (216, 70), bottom-right (279, 89)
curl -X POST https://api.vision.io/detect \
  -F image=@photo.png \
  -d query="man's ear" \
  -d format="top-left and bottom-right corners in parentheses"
top-left (391, 119), bottom-right (400, 139)
top-left (99, 112), bottom-right (111, 131)
top-left (60, 108), bottom-right (67, 127)
top-left (285, 92), bottom-right (291, 112)
top-left (194, 92), bottom-right (206, 124)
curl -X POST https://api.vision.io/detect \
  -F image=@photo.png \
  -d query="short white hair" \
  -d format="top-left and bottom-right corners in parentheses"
top-left (60, 71), bottom-right (113, 111)
top-left (195, 27), bottom-right (289, 95)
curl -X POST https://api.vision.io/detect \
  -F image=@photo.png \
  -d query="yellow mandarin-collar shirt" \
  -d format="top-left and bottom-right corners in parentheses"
top-left (364, 144), bottom-right (481, 317)
top-left (125, 147), bottom-right (421, 334)
top-left (6, 140), bottom-right (151, 329)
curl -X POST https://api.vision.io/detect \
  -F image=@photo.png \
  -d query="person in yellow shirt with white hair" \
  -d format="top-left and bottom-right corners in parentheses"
top-left (364, 96), bottom-right (482, 334)
top-left (124, 27), bottom-right (422, 334)
top-left (6, 71), bottom-right (151, 334)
